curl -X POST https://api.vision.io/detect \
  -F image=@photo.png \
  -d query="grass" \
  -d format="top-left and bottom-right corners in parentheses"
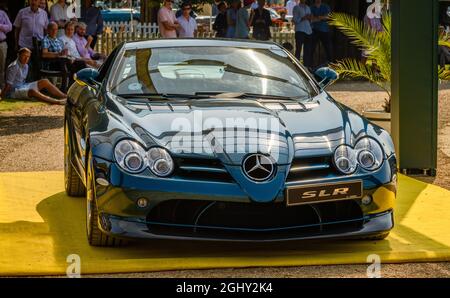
top-left (0, 98), bottom-right (45, 112)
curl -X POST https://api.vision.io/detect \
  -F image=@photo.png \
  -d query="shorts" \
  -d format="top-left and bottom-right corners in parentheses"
top-left (10, 81), bottom-right (39, 99)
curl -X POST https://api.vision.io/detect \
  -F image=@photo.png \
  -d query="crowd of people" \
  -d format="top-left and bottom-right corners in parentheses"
top-left (158, 0), bottom-right (332, 69)
top-left (0, 0), bottom-right (104, 105)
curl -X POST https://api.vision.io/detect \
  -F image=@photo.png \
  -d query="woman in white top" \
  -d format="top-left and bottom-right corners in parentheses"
top-left (59, 22), bottom-right (97, 68)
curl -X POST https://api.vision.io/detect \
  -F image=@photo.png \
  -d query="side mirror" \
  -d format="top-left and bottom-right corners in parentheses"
top-left (74, 68), bottom-right (100, 89)
top-left (314, 67), bottom-right (339, 90)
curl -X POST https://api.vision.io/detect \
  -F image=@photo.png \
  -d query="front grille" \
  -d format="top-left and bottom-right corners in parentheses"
top-left (146, 199), bottom-right (364, 240)
top-left (287, 156), bottom-right (338, 182)
top-left (173, 156), bottom-right (340, 183)
top-left (174, 157), bottom-right (233, 182)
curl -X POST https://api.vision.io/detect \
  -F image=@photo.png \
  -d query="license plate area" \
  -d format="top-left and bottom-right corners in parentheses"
top-left (286, 180), bottom-right (363, 206)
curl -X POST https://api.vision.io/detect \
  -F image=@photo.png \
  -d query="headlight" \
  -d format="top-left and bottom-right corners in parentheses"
top-left (147, 147), bottom-right (174, 177)
top-left (333, 145), bottom-right (357, 174)
top-left (355, 137), bottom-right (384, 171)
top-left (114, 140), bottom-right (146, 173)
top-left (333, 138), bottom-right (385, 174)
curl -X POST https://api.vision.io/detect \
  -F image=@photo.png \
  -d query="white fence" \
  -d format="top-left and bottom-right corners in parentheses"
top-left (104, 21), bottom-right (159, 34)
top-left (97, 22), bottom-right (296, 55)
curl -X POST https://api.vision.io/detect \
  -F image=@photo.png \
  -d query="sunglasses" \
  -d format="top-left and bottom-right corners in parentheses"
top-left (182, 7), bottom-right (191, 10)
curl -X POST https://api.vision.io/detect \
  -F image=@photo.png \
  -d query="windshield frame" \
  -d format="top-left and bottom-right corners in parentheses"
top-left (105, 45), bottom-right (321, 99)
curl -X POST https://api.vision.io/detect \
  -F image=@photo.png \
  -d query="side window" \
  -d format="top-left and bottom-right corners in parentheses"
top-left (97, 44), bottom-right (123, 82)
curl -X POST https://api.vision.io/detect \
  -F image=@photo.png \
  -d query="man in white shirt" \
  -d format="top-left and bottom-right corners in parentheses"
top-left (59, 21), bottom-right (97, 68)
top-left (50, 0), bottom-right (73, 37)
top-left (176, 3), bottom-right (197, 38)
top-left (286, 0), bottom-right (298, 16)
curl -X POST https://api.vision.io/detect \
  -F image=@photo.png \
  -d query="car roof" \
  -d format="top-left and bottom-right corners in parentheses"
top-left (123, 38), bottom-right (282, 50)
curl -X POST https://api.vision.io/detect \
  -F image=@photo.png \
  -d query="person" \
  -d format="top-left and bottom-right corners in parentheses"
top-left (213, 2), bottom-right (227, 38)
top-left (362, 2), bottom-right (384, 61)
top-left (226, 0), bottom-right (240, 38)
top-left (41, 21), bottom-right (71, 90)
top-left (176, 3), bottom-right (197, 38)
top-left (84, 0), bottom-right (103, 49)
top-left (59, 21), bottom-right (96, 68)
top-left (175, 2), bottom-right (196, 19)
top-left (292, 0), bottom-right (313, 68)
top-left (39, 0), bottom-right (50, 18)
top-left (42, 22), bottom-right (65, 59)
top-left (310, 0), bottom-right (332, 64)
top-left (14, 0), bottom-right (49, 51)
top-left (277, 11), bottom-right (288, 23)
top-left (73, 22), bottom-right (105, 64)
top-left (0, 6), bottom-right (12, 89)
top-left (250, 0), bottom-right (272, 41)
top-left (285, 0), bottom-right (298, 16)
top-left (50, 0), bottom-right (71, 37)
top-left (158, 0), bottom-right (179, 38)
top-left (211, 0), bottom-right (219, 16)
top-left (235, 0), bottom-right (251, 39)
top-left (0, 48), bottom-right (66, 104)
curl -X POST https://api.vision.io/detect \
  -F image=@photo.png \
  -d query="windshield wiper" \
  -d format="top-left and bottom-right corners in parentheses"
top-left (117, 93), bottom-right (211, 100)
top-left (193, 91), bottom-right (310, 101)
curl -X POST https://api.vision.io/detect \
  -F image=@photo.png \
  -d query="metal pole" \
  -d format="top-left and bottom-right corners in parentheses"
top-left (391, 0), bottom-right (438, 175)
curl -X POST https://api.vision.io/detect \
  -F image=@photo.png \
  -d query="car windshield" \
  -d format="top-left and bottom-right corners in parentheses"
top-left (108, 46), bottom-right (317, 99)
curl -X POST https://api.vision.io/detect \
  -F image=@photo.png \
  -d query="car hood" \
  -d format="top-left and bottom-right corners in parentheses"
top-left (104, 91), bottom-right (391, 163)
top-left (97, 92), bottom-right (391, 202)
top-left (110, 92), bottom-right (386, 162)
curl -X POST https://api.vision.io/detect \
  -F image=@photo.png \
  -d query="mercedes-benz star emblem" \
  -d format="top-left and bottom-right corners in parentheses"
top-left (242, 154), bottom-right (275, 182)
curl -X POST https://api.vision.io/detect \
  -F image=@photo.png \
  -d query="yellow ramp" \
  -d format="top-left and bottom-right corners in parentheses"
top-left (1, 171), bottom-right (450, 276)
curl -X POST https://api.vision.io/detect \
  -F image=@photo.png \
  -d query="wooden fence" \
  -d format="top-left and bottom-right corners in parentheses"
top-left (96, 21), bottom-right (296, 55)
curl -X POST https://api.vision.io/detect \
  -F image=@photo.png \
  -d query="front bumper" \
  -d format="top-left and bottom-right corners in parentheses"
top-left (100, 210), bottom-right (394, 242)
top-left (92, 155), bottom-right (397, 241)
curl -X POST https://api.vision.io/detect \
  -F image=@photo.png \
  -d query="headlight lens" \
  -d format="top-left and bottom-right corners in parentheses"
top-left (333, 145), bottom-right (357, 174)
top-left (114, 141), bottom-right (174, 176)
top-left (114, 140), bottom-right (146, 173)
top-left (147, 147), bottom-right (174, 177)
top-left (333, 137), bottom-right (385, 174)
top-left (355, 138), bottom-right (384, 171)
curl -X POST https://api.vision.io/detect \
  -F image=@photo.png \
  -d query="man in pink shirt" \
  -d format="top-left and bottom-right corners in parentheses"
top-left (158, 0), bottom-right (179, 38)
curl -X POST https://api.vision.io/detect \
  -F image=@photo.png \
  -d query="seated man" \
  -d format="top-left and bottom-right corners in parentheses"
top-left (73, 22), bottom-right (105, 67)
top-left (0, 48), bottom-right (66, 105)
top-left (41, 21), bottom-right (68, 70)
top-left (59, 21), bottom-right (96, 68)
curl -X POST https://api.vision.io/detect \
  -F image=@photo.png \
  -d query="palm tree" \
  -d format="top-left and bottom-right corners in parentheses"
top-left (329, 13), bottom-right (450, 113)
top-left (328, 13), bottom-right (392, 112)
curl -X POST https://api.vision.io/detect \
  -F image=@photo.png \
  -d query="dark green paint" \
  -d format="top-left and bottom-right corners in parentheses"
top-left (391, 0), bottom-right (439, 173)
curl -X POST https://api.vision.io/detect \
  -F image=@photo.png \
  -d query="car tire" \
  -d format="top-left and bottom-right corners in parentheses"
top-left (64, 122), bottom-right (86, 197)
top-left (86, 150), bottom-right (126, 247)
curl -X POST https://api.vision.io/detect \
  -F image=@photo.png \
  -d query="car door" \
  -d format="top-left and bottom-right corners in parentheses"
top-left (67, 44), bottom-right (123, 183)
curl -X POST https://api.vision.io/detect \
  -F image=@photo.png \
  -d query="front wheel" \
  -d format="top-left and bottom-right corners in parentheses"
top-left (64, 121), bottom-right (85, 197)
top-left (86, 151), bottom-right (125, 247)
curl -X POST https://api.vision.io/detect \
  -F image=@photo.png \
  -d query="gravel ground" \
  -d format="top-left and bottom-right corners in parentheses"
top-left (1, 82), bottom-right (450, 278)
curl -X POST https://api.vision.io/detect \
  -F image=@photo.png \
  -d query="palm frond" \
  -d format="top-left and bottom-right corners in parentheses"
top-left (332, 58), bottom-right (390, 96)
top-left (328, 13), bottom-right (382, 53)
top-left (439, 66), bottom-right (450, 81)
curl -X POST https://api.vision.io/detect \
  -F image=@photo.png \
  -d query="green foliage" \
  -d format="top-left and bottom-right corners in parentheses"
top-left (330, 12), bottom-right (450, 112)
top-left (0, 98), bottom-right (44, 112)
top-left (329, 12), bottom-right (391, 112)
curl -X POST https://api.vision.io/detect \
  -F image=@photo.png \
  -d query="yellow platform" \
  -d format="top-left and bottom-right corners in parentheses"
top-left (1, 171), bottom-right (450, 276)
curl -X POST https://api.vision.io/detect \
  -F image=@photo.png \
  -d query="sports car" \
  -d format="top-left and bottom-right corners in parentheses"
top-left (65, 39), bottom-right (397, 246)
